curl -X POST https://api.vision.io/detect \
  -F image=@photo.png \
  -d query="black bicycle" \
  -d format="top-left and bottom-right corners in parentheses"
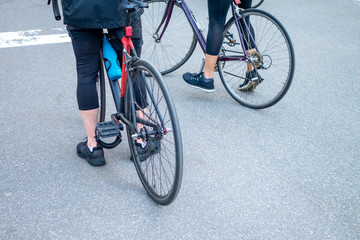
top-left (49, 0), bottom-right (183, 205)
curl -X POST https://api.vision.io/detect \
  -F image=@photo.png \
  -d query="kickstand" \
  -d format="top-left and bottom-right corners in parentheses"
top-left (198, 58), bottom-right (205, 74)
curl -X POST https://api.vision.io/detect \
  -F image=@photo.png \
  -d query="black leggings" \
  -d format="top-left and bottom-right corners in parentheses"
top-left (206, 0), bottom-right (252, 55)
top-left (68, 20), bottom-right (145, 110)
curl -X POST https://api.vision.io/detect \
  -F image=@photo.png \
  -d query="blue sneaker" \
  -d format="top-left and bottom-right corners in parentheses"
top-left (182, 72), bottom-right (215, 93)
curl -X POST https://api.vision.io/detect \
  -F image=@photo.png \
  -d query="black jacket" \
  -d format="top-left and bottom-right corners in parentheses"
top-left (61, 0), bottom-right (143, 29)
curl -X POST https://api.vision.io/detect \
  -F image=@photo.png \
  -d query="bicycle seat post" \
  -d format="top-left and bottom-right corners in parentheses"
top-left (124, 8), bottom-right (132, 28)
top-left (119, 0), bottom-right (149, 26)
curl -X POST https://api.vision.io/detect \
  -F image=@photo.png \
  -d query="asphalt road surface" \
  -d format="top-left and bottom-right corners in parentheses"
top-left (1, 0), bottom-right (359, 239)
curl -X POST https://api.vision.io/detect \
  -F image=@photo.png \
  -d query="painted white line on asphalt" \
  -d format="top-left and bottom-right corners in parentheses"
top-left (0, 29), bottom-right (70, 48)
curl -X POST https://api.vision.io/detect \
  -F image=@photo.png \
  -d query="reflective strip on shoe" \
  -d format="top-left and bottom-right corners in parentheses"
top-left (239, 80), bottom-right (258, 91)
top-left (185, 83), bottom-right (215, 93)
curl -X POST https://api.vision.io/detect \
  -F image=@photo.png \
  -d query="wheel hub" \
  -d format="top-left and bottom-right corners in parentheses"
top-left (249, 51), bottom-right (263, 69)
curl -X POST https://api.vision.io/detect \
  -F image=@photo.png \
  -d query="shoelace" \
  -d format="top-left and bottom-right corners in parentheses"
top-left (191, 73), bottom-right (202, 81)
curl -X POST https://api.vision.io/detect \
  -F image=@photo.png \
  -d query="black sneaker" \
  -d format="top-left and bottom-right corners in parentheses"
top-left (131, 139), bottom-right (161, 162)
top-left (239, 70), bottom-right (262, 91)
top-left (76, 141), bottom-right (106, 166)
top-left (182, 72), bottom-right (215, 93)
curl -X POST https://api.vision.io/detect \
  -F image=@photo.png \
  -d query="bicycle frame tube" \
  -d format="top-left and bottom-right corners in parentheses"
top-left (119, 27), bottom-right (139, 132)
top-left (121, 27), bottom-right (135, 99)
top-left (154, 0), bottom-right (175, 41)
top-left (152, 0), bottom-right (207, 53)
top-left (233, 2), bottom-right (258, 53)
top-left (180, 0), bottom-right (207, 52)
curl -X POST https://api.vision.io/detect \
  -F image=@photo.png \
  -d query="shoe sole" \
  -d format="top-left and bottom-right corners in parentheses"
top-left (185, 82), bottom-right (215, 93)
top-left (239, 80), bottom-right (259, 91)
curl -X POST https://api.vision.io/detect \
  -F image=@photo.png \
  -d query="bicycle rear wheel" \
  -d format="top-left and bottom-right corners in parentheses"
top-left (218, 9), bottom-right (295, 109)
top-left (141, 0), bottom-right (197, 75)
top-left (125, 59), bottom-right (183, 205)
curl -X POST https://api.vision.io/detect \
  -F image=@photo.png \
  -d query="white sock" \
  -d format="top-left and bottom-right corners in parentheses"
top-left (136, 141), bottom-right (147, 148)
top-left (141, 141), bottom-right (147, 148)
top-left (87, 144), bottom-right (94, 152)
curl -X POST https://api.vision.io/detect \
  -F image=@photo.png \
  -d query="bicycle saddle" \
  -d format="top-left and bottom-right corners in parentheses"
top-left (119, 0), bottom-right (148, 10)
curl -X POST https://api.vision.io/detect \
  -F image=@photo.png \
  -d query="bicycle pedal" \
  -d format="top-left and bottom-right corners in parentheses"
top-left (96, 121), bottom-right (123, 138)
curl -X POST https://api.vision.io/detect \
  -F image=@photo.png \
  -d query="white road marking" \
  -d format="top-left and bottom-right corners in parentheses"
top-left (0, 29), bottom-right (70, 48)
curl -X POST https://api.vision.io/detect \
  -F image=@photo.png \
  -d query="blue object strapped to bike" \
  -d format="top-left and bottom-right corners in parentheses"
top-left (102, 37), bottom-right (122, 81)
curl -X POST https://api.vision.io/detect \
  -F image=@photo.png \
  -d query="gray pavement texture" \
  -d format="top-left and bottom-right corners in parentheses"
top-left (1, 0), bottom-right (360, 239)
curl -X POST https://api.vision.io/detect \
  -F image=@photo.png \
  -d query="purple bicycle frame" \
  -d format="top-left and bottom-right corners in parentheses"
top-left (150, 0), bottom-right (257, 62)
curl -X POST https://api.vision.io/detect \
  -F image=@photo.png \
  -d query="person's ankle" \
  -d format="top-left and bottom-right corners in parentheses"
top-left (203, 72), bottom-right (213, 79)
top-left (87, 138), bottom-right (98, 149)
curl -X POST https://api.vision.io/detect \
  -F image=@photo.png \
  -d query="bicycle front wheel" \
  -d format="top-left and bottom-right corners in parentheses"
top-left (125, 59), bottom-right (183, 205)
top-left (141, 0), bottom-right (197, 75)
top-left (218, 9), bottom-right (295, 109)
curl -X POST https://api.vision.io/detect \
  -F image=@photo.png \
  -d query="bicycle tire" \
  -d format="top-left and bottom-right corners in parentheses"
top-left (218, 9), bottom-right (295, 109)
top-left (124, 59), bottom-right (183, 205)
top-left (141, 0), bottom-right (197, 75)
top-left (98, 52), bottom-right (106, 122)
top-left (251, 0), bottom-right (264, 8)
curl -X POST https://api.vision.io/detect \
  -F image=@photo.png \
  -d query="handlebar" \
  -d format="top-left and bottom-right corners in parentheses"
top-left (47, 0), bottom-right (61, 21)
